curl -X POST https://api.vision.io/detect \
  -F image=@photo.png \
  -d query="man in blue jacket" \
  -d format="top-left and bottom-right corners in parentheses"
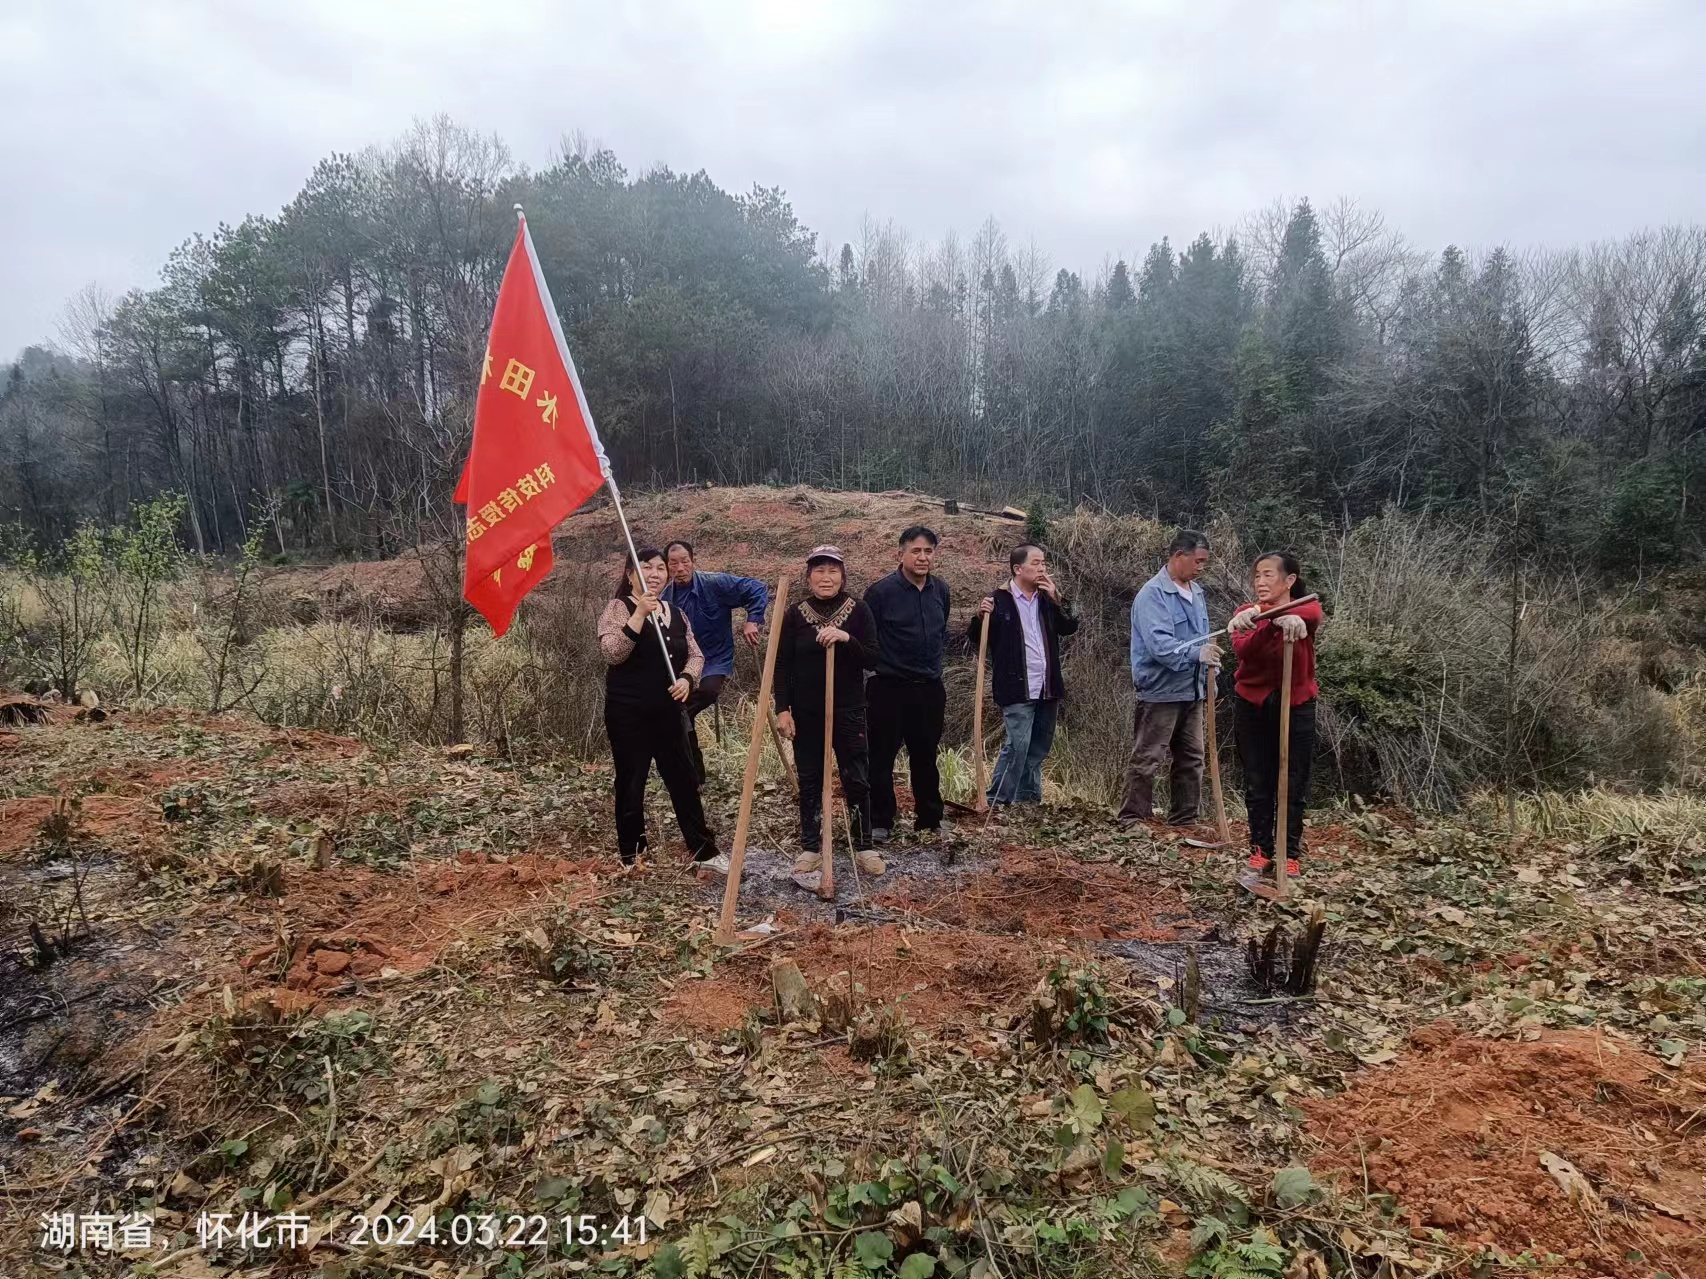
top-left (1118, 529), bottom-right (1221, 827)
top-left (664, 541), bottom-right (770, 785)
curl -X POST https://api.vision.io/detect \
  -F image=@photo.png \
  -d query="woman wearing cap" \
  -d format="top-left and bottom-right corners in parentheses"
top-left (772, 546), bottom-right (883, 873)
top-left (598, 547), bottom-right (724, 871)
top-left (1227, 551), bottom-right (1323, 883)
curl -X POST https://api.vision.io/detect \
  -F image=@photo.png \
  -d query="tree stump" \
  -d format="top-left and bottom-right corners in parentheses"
top-left (1246, 905), bottom-right (1328, 995)
top-left (0, 695), bottom-right (49, 726)
top-left (771, 960), bottom-right (818, 1023)
top-left (1180, 945), bottom-right (1202, 1022)
top-left (819, 971), bottom-right (856, 1033)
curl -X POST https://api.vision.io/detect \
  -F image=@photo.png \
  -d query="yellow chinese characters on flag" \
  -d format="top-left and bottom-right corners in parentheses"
top-left (454, 215), bottom-right (611, 636)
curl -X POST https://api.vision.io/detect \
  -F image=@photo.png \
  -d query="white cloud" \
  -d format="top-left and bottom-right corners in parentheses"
top-left (4, 0), bottom-right (1703, 358)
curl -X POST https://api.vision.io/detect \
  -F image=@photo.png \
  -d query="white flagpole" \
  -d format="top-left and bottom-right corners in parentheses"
top-left (514, 205), bottom-right (676, 684)
top-left (607, 472), bottom-right (678, 684)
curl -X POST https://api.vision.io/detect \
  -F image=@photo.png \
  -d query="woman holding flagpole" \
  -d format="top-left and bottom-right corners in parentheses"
top-left (598, 547), bottom-right (724, 871)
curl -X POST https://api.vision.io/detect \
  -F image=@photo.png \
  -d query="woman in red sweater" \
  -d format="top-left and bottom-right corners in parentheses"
top-left (1228, 551), bottom-right (1323, 881)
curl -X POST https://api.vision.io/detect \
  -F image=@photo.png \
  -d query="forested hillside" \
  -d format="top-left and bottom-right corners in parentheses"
top-left (3, 115), bottom-right (1703, 569)
top-left (8, 115), bottom-right (1706, 1279)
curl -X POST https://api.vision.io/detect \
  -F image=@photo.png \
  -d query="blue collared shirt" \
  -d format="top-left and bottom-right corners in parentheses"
top-left (662, 571), bottom-right (769, 678)
top-left (1129, 566), bottom-right (1211, 703)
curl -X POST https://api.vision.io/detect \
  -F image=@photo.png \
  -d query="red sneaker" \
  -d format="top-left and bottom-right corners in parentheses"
top-left (1284, 859), bottom-right (1300, 878)
top-left (1246, 852), bottom-right (1272, 873)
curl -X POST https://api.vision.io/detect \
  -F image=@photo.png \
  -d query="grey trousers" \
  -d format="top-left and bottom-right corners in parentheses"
top-left (1117, 699), bottom-right (1205, 825)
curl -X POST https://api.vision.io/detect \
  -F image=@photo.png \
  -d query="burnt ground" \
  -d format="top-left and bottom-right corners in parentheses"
top-left (1, 854), bottom-right (173, 1113)
top-left (2, 708), bottom-right (1704, 1278)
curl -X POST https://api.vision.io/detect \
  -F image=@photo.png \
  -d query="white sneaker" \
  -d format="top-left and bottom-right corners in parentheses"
top-left (695, 853), bottom-right (731, 877)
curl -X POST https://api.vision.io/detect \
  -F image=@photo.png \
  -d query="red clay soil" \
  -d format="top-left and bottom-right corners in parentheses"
top-left (268, 486), bottom-right (1029, 622)
top-left (79, 758), bottom-right (202, 797)
top-left (0, 793), bottom-right (167, 858)
top-left (250, 776), bottom-right (423, 822)
top-left (558, 487), bottom-right (1021, 602)
top-left (291, 555), bottom-right (433, 625)
top-left (666, 923), bottom-right (1060, 1034)
top-left (1305, 1021), bottom-right (1706, 1277)
top-left (235, 851), bottom-right (604, 1006)
top-left (874, 847), bottom-right (1200, 941)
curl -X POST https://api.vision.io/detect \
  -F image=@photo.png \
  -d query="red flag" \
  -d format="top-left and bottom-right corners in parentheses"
top-left (457, 214), bottom-right (610, 635)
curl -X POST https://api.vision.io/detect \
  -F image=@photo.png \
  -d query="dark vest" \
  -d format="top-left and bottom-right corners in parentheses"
top-left (605, 600), bottom-right (689, 711)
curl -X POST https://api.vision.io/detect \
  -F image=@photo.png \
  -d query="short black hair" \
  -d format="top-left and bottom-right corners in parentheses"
top-left (1168, 529), bottom-right (1211, 557)
top-left (664, 540), bottom-right (695, 560)
top-left (1010, 543), bottom-right (1044, 572)
top-left (898, 525), bottom-right (938, 548)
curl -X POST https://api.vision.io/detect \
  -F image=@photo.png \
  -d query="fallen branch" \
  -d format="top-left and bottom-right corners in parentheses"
top-left (294, 1146), bottom-right (388, 1215)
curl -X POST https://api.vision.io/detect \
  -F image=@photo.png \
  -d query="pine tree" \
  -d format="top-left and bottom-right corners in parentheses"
top-left (1105, 260), bottom-right (1136, 310)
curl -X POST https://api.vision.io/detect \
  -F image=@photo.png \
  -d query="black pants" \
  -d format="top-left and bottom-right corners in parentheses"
top-left (681, 674), bottom-right (727, 786)
top-left (867, 675), bottom-right (946, 831)
top-left (605, 704), bottom-right (718, 862)
top-left (793, 706), bottom-right (872, 849)
top-left (1234, 693), bottom-right (1316, 859)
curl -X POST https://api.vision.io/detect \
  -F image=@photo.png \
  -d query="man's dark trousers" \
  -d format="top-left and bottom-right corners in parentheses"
top-left (681, 674), bottom-right (727, 785)
top-left (1117, 699), bottom-right (1205, 825)
top-left (868, 675), bottom-right (946, 832)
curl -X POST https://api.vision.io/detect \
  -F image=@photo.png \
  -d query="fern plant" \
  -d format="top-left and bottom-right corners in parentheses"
top-left (1146, 1156), bottom-right (1252, 1215)
top-left (1187, 1226), bottom-right (1287, 1279)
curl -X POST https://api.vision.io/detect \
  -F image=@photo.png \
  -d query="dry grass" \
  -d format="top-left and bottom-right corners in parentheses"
top-left (5, 494), bottom-right (1703, 810)
top-left (1319, 511), bottom-right (1689, 803)
top-left (1470, 785), bottom-right (1706, 844)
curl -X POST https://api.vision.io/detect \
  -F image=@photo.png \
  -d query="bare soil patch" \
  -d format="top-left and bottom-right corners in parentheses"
top-left (79, 758), bottom-right (201, 796)
top-left (875, 846), bottom-right (1201, 941)
top-left (0, 794), bottom-right (166, 860)
top-left (1305, 1020), bottom-right (1706, 1277)
top-left (266, 485), bottom-right (1026, 624)
top-left (234, 851), bottom-right (606, 1002)
top-left (667, 923), bottom-right (1061, 1034)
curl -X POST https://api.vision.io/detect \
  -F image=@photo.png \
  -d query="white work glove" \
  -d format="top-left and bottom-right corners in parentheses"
top-left (1197, 641), bottom-right (1223, 667)
top-left (1275, 613), bottom-right (1308, 642)
top-left (1227, 605), bottom-right (1262, 634)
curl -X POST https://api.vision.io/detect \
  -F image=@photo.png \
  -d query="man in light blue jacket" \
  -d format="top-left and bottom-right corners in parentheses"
top-left (1118, 530), bottom-right (1221, 826)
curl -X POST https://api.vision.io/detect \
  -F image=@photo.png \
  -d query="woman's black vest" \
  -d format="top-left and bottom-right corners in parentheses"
top-left (605, 599), bottom-right (689, 712)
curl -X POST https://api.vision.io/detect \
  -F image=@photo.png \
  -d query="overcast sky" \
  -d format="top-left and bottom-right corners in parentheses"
top-left (4, 0), bottom-right (1703, 361)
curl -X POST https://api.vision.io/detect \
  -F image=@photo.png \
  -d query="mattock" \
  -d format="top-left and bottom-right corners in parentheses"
top-left (715, 575), bottom-right (790, 945)
top-left (1273, 634), bottom-right (1295, 902)
top-left (817, 643), bottom-right (837, 900)
top-left (972, 594), bottom-right (992, 814)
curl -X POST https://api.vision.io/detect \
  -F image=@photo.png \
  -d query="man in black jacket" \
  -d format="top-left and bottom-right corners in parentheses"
top-left (862, 526), bottom-right (951, 843)
top-left (967, 544), bottom-right (1079, 807)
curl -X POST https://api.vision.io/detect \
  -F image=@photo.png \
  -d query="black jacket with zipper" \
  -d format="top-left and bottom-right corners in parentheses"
top-left (863, 569), bottom-right (951, 682)
top-left (966, 585), bottom-right (1079, 707)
